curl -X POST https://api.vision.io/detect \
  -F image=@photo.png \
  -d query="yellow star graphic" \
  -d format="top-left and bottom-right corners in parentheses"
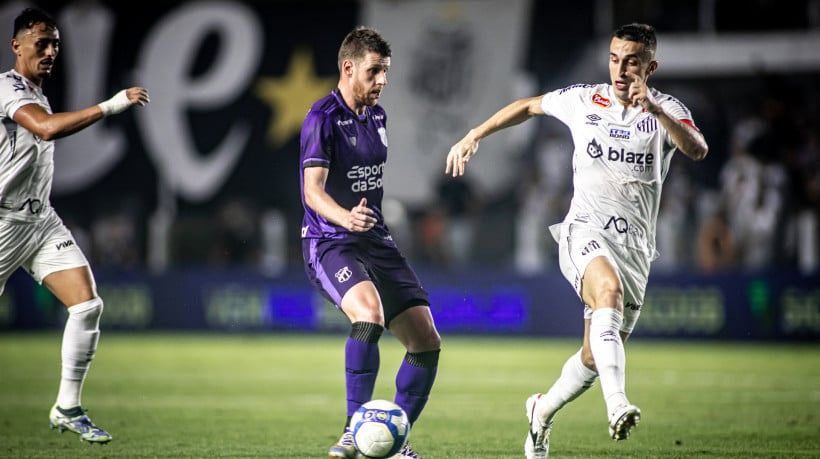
top-left (255, 47), bottom-right (337, 148)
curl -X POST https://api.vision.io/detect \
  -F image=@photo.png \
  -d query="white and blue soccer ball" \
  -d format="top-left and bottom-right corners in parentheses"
top-left (350, 399), bottom-right (410, 458)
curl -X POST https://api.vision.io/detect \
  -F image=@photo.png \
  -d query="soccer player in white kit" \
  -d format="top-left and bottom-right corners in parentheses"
top-left (1, 7), bottom-right (149, 443)
top-left (445, 23), bottom-right (708, 458)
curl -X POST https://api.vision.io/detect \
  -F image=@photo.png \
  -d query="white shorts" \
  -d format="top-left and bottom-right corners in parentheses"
top-left (0, 207), bottom-right (89, 295)
top-left (550, 223), bottom-right (650, 333)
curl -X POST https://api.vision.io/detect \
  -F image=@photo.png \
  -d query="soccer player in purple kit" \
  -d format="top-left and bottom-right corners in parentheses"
top-left (300, 26), bottom-right (440, 459)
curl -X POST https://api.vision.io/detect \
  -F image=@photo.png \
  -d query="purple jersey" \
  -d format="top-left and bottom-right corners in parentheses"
top-left (300, 90), bottom-right (391, 242)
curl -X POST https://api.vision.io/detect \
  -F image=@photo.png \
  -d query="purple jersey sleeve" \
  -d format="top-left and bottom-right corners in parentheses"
top-left (300, 91), bottom-right (392, 242)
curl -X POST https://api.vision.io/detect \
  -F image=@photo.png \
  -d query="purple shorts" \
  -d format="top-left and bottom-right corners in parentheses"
top-left (302, 236), bottom-right (429, 325)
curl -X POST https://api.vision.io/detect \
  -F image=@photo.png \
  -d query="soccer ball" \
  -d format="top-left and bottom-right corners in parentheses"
top-left (350, 399), bottom-right (410, 458)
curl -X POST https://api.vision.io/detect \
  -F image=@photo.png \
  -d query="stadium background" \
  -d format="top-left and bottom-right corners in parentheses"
top-left (0, 0), bottom-right (818, 341)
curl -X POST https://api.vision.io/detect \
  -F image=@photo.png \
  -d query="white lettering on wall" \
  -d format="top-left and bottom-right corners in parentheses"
top-left (135, 1), bottom-right (263, 202)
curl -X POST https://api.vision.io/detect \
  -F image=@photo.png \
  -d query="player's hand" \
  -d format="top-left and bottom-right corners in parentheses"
top-left (125, 87), bottom-right (151, 106)
top-left (346, 198), bottom-right (376, 232)
top-left (445, 131), bottom-right (479, 177)
top-left (625, 71), bottom-right (659, 114)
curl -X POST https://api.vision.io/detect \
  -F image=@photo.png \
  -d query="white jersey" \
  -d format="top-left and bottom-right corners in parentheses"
top-left (543, 83), bottom-right (696, 259)
top-left (0, 69), bottom-right (55, 223)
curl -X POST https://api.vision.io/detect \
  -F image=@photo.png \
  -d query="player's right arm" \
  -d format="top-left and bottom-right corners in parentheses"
top-left (303, 165), bottom-right (376, 232)
top-left (12, 87), bottom-right (149, 141)
top-left (445, 95), bottom-right (545, 177)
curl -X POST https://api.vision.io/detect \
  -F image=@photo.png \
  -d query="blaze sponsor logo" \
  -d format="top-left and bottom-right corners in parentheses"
top-left (587, 138), bottom-right (654, 172)
top-left (55, 240), bottom-right (74, 250)
top-left (607, 147), bottom-right (654, 172)
top-left (586, 139), bottom-right (603, 158)
top-left (604, 216), bottom-right (645, 238)
top-left (592, 94), bottom-right (610, 107)
top-left (335, 266), bottom-right (352, 283)
top-left (580, 239), bottom-right (601, 256)
top-left (347, 161), bottom-right (385, 192)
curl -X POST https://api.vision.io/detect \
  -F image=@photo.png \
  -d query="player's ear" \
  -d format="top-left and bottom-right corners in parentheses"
top-left (646, 60), bottom-right (658, 77)
top-left (342, 59), bottom-right (354, 77)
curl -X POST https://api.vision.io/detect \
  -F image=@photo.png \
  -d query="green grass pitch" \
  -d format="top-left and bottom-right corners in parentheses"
top-left (1, 332), bottom-right (818, 458)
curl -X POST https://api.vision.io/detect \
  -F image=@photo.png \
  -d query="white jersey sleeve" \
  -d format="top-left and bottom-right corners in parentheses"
top-left (541, 83), bottom-right (697, 259)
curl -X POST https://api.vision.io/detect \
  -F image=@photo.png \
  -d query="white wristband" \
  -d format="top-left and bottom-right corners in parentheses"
top-left (97, 90), bottom-right (131, 117)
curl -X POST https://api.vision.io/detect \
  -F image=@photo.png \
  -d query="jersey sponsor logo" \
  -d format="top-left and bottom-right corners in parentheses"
top-left (587, 138), bottom-right (655, 172)
top-left (17, 198), bottom-right (43, 214)
top-left (586, 114), bottom-right (601, 126)
top-left (607, 146), bottom-right (655, 172)
top-left (372, 114), bottom-right (384, 120)
top-left (335, 266), bottom-right (352, 283)
top-left (580, 239), bottom-right (601, 256)
top-left (636, 116), bottom-right (657, 133)
top-left (625, 301), bottom-right (641, 311)
top-left (604, 216), bottom-right (645, 238)
top-left (301, 226), bottom-right (308, 238)
top-left (592, 94), bottom-right (611, 108)
top-left (55, 240), bottom-right (74, 250)
top-left (609, 127), bottom-right (631, 140)
top-left (586, 139), bottom-right (603, 158)
top-left (347, 161), bottom-right (386, 192)
top-left (349, 136), bottom-right (357, 147)
top-left (336, 119), bottom-right (353, 126)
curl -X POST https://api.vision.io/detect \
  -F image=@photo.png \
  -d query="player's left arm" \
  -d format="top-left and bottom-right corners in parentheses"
top-left (626, 71), bottom-right (708, 161)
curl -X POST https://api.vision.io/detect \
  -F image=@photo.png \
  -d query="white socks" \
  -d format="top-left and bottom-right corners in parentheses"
top-left (57, 298), bottom-right (103, 409)
top-left (589, 307), bottom-right (628, 417)
top-left (536, 349), bottom-right (598, 424)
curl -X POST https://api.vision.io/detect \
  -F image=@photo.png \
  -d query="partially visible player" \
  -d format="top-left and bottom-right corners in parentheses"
top-left (299, 26), bottom-right (441, 459)
top-left (1, 7), bottom-right (150, 443)
top-left (445, 23), bottom-right (708, 458)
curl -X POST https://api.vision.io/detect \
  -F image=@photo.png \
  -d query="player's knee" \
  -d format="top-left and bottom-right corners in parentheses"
top-left (67, 297), bottom-right (103, 317)
top-left (422, 328), bottom-right (441, 350)
top-left (593, 282), bottom-right (623, 309)
top-left (350, 321), bottom-right (384, 343)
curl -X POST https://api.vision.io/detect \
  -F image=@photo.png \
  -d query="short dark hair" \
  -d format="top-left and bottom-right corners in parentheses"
top-left (613, 23), bottom-right (657, 57)
top-left (13, 7), bottom-right (57, 38)
top-left (337, 26), bottom-right (391, 71)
